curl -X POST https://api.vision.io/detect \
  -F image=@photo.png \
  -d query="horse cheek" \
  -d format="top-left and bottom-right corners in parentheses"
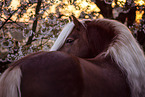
top-left (74, 42), bottom-right (90, 58)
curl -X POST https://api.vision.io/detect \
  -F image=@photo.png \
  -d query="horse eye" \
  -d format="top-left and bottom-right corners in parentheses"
top-left (66, 39), bottom-right (74, 43)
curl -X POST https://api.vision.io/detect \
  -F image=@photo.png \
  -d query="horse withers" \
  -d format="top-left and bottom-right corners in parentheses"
top-left (0, 15), bottom-right (145, 97)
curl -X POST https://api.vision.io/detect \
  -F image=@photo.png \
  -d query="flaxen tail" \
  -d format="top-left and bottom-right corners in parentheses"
top-left (0, 66), bottom-right (22, 97)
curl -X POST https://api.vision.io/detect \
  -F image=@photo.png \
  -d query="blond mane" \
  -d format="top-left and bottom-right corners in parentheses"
top-left (99, 19), bottom-right (145, 97)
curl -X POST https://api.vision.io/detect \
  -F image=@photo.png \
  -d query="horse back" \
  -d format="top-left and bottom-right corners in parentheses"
top-left (20, 51), bottom-right (84, 97)
top-left (1, 51), bottom-right (131, 97)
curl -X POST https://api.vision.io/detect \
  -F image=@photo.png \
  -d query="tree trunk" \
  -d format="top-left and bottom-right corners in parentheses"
top-left (94, 0), bottom-right (113, 18)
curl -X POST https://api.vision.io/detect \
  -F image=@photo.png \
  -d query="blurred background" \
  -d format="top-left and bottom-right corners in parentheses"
top-left (0, 0), bottom-right (145, 73)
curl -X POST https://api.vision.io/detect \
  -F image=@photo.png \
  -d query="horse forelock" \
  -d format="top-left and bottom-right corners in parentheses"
top-left (50, 22), bottom-right (75, 51)
top-left (50, 20), bottom-right (87, 51)
top-left (97, 19), bottom-right (145, 97)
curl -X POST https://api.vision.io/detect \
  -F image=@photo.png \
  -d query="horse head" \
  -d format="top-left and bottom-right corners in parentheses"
top-left (51, 15), bottom-right (117, 58)
top-left (58, 16), bottom-right (94, 58)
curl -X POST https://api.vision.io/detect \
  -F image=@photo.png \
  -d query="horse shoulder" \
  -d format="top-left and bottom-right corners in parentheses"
top-left (20, 51), bottom-right (84, 97)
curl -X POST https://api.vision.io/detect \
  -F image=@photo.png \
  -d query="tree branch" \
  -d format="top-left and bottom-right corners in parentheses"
top-left (1, 16), bottom-right (24, 29)
top-left (0, 2), bottom-right (33, 30)
top-left (0, 8), bottom-right (20, 30)
top-left (26, 0), bottom-right (42, 45)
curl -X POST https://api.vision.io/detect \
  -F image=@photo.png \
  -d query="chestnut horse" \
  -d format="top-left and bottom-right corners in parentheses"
top-left (0, 16), bottom-right (145, 97)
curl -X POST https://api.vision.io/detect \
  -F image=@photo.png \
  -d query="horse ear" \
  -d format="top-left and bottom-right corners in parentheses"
top-left (69, 16), bottom-right (72, 21)
top-left (71, 15), bottom-right (86, 30)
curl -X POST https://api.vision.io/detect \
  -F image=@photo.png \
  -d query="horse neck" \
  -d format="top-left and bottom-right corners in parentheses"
top-left (86, 21), bottom-right (116, 56)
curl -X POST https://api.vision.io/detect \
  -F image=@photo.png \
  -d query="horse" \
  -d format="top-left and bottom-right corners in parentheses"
top-left (0, 15), bottom-right (145, 97)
